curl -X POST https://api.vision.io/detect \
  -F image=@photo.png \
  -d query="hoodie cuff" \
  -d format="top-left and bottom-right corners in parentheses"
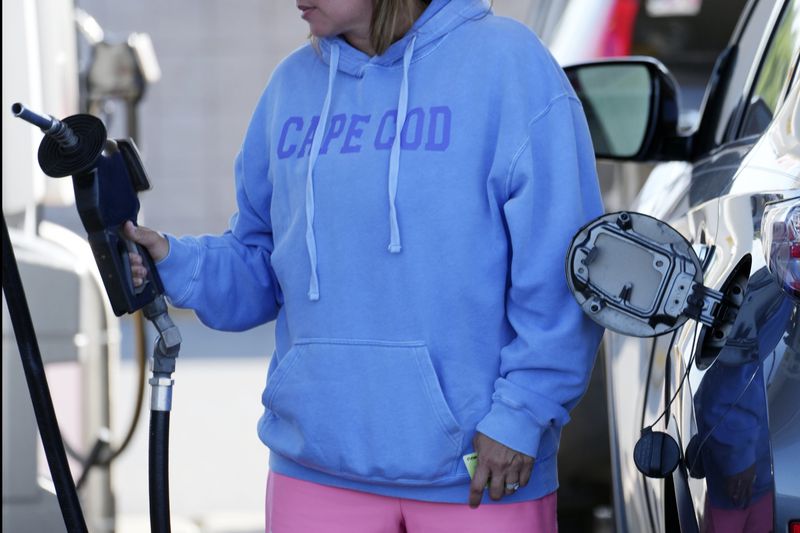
top-left (154, 234), bottom-right (199, 306)
top-left (475, 400), bottom-right (547, 459)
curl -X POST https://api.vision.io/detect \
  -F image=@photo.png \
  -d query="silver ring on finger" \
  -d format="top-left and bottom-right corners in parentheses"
top-left (505, 481), bottom-right (520, 492)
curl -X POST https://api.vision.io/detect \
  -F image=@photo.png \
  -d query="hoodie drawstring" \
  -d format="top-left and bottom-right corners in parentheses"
top-left (305, 43), bottom-right (340, 301)
top-left (387, 36), bottom-right (417, 253)
top-left (305, 37), bottom-right (417, 300)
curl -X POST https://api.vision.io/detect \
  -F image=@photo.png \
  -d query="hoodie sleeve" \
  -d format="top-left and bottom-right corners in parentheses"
top-left (475, 94), bottom-right (604, 458)
top-left (154, 92), bottom-right (281, 331)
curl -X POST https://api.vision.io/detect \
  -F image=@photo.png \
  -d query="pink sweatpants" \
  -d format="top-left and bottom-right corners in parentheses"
top-left (265, 472), bottom-right (557, 533)
top-left (704, 491), bottom-right (774, 533)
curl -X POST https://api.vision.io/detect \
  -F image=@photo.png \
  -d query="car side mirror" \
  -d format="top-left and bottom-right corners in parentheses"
top-left (564, 58), bottom-right (687, 161)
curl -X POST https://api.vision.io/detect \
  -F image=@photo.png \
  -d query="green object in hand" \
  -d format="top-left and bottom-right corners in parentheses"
top-left (463, 452), bottom-right (479, 479)
top-left (463, 452), bottom-right (491, 488)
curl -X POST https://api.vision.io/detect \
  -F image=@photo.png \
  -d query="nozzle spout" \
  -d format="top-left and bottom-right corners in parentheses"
top-left (12, 103), bottom-right (53, 129)
top-left (12, 102), bottom-right (79, 152)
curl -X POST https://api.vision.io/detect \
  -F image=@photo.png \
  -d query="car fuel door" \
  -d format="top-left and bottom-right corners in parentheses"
top-left (566, 211), bottom-right (744, 340)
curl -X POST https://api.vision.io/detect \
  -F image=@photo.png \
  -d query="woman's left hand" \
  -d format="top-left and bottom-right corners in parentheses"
top-left (468, 432), bottom-right (535, 508)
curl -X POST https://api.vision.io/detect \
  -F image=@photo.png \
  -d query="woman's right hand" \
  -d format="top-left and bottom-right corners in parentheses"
top-left (122, 221), bottom-right (169, 288)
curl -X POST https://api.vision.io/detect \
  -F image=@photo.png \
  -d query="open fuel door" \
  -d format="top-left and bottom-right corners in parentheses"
top-left (566, 211), bottom-right (736, 338)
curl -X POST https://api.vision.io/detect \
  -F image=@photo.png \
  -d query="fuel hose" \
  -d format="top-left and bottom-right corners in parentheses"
top-left (143, 298), bottom-right (181, 533)
top-left (149, 410), bottom-right (171, 533)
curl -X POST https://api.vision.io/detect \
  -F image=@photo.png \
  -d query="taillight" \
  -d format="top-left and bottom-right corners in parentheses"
top-left (790, 520), bottom-right (800, 533)
top-left (598, 0), bottom-right (640, 57)
top-left (761, 198), bottom-right (800, 301)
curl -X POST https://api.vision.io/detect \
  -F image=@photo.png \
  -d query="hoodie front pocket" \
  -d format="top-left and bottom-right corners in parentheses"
top-left (263, 339), bottom-right (463, 483)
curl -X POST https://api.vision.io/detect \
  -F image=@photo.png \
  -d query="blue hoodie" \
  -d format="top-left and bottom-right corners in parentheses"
top-left (157, 0), bottom-right (604, 504)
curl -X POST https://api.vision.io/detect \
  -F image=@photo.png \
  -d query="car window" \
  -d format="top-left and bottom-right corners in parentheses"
top-left (739, 0), bottom-right (800, 137)
top-left (630, 0), bottom-right (749, 124)
top-left (714, 0), bottom-right (781, 145)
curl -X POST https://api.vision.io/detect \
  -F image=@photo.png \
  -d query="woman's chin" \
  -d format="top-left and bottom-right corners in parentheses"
top-left (305, 21), bottom-right (336, 39)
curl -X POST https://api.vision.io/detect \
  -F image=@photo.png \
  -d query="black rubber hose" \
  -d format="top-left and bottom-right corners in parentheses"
top-left (1, 215), bottom-right (89, 533)
top-left (75, 435), bottom-right (109, 489)
top-left (149, 409), bottom-right (171, 533)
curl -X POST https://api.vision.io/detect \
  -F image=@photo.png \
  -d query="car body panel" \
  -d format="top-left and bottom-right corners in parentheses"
top-left (600, 0), bottom-right (799, 530)
top-left (729, 80), bottom-right (800, 196)
top-left (681, 187), bottom-right (797, 531)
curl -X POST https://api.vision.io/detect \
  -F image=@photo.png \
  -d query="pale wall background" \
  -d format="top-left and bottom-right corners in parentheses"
top-left (56, 1), bottom-right (533, 237)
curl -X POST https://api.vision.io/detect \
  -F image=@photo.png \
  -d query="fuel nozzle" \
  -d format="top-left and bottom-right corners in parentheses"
top-left (12, 102), bottom-right (163, 316)
top-left (11, 102), bottom-right (107, 178)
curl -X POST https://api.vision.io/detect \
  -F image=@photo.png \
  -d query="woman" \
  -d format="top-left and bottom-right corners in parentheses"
top-left (125, 0), bottom-right (604, 530)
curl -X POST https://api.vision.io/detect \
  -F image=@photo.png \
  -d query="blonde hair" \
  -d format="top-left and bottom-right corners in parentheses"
top-left (311, 0), bottom-right (430, 56)
top-left (370, 0), bottom-right (430, 55)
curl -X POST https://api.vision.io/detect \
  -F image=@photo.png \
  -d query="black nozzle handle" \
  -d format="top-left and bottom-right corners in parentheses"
top-left (12, 102), bottom-right (79, 152)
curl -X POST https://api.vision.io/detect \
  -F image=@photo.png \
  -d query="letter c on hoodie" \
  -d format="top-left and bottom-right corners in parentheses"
top-left (375, 110), bottom-right (398, 150)
top-left (277, 116), bottom-right (303, 159)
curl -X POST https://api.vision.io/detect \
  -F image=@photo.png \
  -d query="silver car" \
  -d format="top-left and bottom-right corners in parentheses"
top-left (563, 0), bottom-right (800, 531)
